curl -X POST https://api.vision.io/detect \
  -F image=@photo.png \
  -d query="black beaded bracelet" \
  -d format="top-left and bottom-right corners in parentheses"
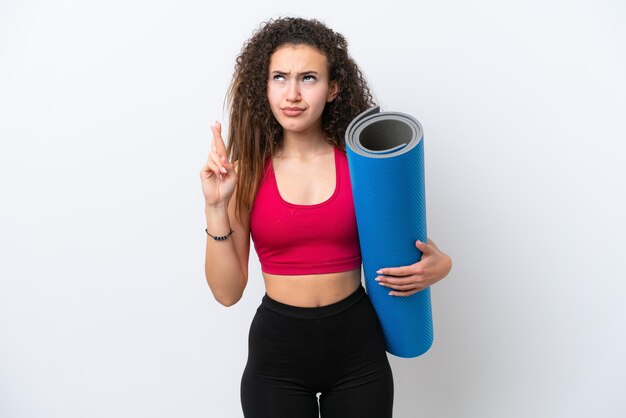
top-left (205, 228), bottom-right (233, 241)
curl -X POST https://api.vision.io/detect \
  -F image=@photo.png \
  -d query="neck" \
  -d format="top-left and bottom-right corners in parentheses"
top-left (279, 126), bottom-right (331, 158)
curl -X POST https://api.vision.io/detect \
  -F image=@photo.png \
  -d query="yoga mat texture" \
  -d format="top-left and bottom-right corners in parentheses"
top-left (345, 106), bottom-right (433, 358)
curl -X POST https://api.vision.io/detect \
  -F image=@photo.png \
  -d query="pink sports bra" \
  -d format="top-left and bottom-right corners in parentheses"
top-left (249, 147), bottom-right (362, 275)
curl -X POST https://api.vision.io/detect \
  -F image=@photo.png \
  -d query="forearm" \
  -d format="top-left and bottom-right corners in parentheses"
top-left (204, 205), bottom-right (247, 306)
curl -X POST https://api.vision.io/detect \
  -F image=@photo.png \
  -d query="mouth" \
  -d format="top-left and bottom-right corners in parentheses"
top-left (281, 107), bottom-right (305, 116)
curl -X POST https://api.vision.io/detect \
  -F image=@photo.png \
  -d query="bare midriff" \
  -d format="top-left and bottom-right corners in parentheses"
top-left (263, 267), bottom-right (362, 307)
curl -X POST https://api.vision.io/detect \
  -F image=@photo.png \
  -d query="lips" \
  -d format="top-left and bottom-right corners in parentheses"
top-left (281, 107), bottom-right (305, 117)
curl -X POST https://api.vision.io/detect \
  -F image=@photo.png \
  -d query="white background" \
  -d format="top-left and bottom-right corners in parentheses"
top-left (1, 0), bottom-right (625, 417)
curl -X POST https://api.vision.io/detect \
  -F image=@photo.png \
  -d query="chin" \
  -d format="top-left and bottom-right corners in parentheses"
top-left (279, 121), bottom-right (309, 133)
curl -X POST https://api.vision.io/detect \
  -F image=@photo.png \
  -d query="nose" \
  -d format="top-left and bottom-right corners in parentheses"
top-left (285, 79), bottom-right (301, 102)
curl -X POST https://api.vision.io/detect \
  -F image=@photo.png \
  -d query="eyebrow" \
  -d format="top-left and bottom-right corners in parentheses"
top-left (270, 70), bottom-right (320, 75)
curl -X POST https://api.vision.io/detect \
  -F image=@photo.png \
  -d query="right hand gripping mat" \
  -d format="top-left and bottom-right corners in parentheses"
top-left (345, 106), bottom-right (433, 358)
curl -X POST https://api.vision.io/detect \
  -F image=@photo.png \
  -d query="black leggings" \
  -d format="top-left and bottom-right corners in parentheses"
top-left (240, 285), bottom-right (394, 418)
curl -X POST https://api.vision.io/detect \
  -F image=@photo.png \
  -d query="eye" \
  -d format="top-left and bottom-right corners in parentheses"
top-left (302, 74), bottom-right (317, 82)
top-left (272, 74), bottom-right (285, 81)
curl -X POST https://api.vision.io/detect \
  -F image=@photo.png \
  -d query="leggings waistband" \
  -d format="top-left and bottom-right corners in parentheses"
top-left (260, 285), bottom-right (366, 319)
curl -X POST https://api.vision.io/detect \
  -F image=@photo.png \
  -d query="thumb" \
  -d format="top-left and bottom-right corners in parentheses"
top-left (415, 239), bottom-right (432, 255)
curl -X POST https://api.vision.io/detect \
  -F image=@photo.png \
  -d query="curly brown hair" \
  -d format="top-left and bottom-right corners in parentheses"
top-left (225, 17), bottom-right (375, 222)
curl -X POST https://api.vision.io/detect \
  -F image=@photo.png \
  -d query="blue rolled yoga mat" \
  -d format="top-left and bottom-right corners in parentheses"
top-left (345, 106), bottom-right (433, 358)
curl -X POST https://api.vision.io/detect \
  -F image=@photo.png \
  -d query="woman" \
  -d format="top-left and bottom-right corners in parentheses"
top-left (200, 17), bottom-right (452, 418)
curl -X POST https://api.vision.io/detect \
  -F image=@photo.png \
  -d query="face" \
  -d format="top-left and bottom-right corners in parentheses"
top-left (267, 44), bottom-right (339, 135)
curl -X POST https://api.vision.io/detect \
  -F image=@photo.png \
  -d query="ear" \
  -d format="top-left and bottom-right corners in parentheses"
top-left (326, 81), bottom-right (339, 102)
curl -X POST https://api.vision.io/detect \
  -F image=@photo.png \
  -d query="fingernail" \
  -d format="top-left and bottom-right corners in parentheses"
top-left (220, 167), bottom-right (227, 174)
top-left (374, 277), bottom-right (381, 281)
top-left (376, 269), bottom-right (383, 274)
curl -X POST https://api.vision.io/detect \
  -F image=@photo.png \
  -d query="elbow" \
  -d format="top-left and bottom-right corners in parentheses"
top-left (209, 282), bottom-right (245, 307)
top-left (205, 272), bottom-right (247, 307)
top-left (215, 294), bottom-right (242, 307)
